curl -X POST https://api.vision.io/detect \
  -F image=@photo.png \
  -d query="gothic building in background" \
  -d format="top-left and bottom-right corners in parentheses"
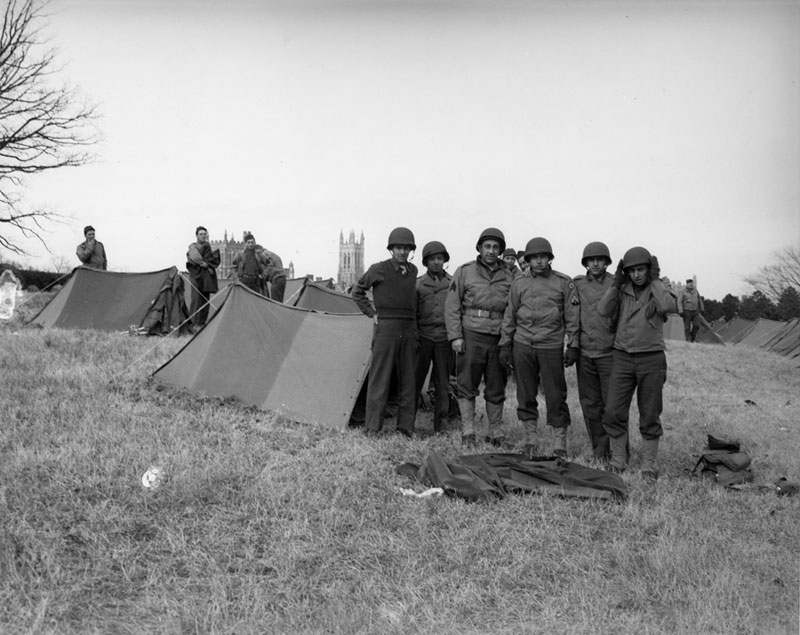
top-left (338, 229), bottom-right (364, 290)
top-left (211, 230), bottom-right (294, 280)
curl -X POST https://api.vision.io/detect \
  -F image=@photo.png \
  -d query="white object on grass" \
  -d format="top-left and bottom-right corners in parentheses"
top-left (0, 270), bottom-right (21, 320)
top-left (400, 487), bottom-right (444, 498)
top-left (141, 466), bottom-right (164, 489)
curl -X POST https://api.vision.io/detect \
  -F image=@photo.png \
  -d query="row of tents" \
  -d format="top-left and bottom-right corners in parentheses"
top-left (26, 267), bottom-right (800, 432)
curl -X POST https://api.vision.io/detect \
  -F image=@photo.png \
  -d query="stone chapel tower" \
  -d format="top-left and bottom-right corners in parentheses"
top-left (338, 229), bottom-right (364, 291)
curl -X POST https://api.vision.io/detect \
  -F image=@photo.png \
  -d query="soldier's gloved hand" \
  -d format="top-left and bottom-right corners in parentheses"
top-left (612, 259), bottom-right (626, 289)
top-left (563, 347), bottom-right (579, 367)
top-left (649, 255), bottom-right (661, 281)
top-left (498, 345), bottom-right (513, 371)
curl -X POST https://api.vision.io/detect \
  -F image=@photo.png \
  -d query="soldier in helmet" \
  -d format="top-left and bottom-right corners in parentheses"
top-left (352, 227), bottom-right (419, 437)
top-left (415, 241), bottom-right (453, 433)
top-left (677, 279), bottom-right (705, 342)
top-left (598, 246), bottom-right (677, 482)
top-left (445, 227), bottom-right (514, 447)
top-left (573, 241), bottom-right (617, 461)
top-left (502, 248), bottom-right (523, 278)
top-left (499, 237), bottom-right (579, 458)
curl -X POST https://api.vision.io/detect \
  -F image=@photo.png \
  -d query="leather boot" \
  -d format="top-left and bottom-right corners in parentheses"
top-left (553, 426), bottom-right (568, 458)
top-left (640, 437), bottom-right (660, 483)
top-left (485, 401), bottom-right (505, 446)
top-left (459, 398), bottom-right (476, 443)
top-left (608, 433), bottom-right (629, 473)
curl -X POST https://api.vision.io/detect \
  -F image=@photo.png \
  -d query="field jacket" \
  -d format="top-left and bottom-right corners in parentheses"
top-left (445, 257), bottom-right (513, 339)
top-left (76, 240), bottom-right (107, 270)
top-left (499, 267), bottom-right (579, 350)
top-left (417, 270), bottom-right (452, 341)
top-left (598, 279), bottom-right (677, 353)
top-left (232, 248), bottom-right (270, 280)
top-left (677, 287), bottom-right (704, 313)
top-left (573, 272), bottom-right (616, 358)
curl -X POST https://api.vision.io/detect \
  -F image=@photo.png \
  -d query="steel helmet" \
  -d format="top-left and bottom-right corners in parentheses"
top-left (622, 246), bottom-right (652, 269)
top-left (421, 240), bottom-right (450, 265)
top-left (475, 227), bottom-right (506, 253)
top-left (523, 237), bottom-right (554, 261)
top-left (581, 241), bottom-right (612, 266)
top-left (386, 227), bottom-right (416, 250)
top-left (502, 248), bottom-right (518, 259)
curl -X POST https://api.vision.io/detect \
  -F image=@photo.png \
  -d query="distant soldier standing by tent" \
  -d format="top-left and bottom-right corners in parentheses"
top-left (573, 241), bottom-right (617, 461)
top-left (598, 246), bottom-right (677, 483)
top-left (445, 227), bottom-right (514, 448)
top-left (415, 240), bottom-right (453, 434)
top-left (677, 279), bottom-right (705, 342)
top-left (231, 233), bottom-right (270, 294)
top-left (499, 237), bottom-right (579, 458)
top-left (352, 227), bottom-right (418, 438)
top-left (186, 226), bottom-right (220, 330)
top-left (76, 225), bottom-right (107, 270)
top-left (260, 245), bottom-right (287, 302)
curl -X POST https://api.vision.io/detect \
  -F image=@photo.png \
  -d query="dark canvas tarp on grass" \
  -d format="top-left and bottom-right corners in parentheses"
top-left (153, 282), bottom-right (373, 430)
top-left (29, 266), bottom-right (189, 334)
top-left (398, 452), bottom-right (627, 502)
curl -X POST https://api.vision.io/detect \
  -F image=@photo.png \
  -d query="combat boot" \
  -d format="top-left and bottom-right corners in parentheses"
top-left (608, 432), bottom-right (629, 473)
top-left (640, 437), bottom-right (660, 483)
top-left (485, 401), bottom-right (506, 447)
top-left (552, 426), bottom-right (568, 459)
top-left (459, 398), bottom-right (476, 447)
top-left (521, 418), bottom-right (539, 459)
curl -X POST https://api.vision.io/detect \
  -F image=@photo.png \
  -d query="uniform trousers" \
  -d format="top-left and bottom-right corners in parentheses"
top-left (455, 329), bottom-right (507, 405)
top-left (366, 318), bottom-right (417, 434)
top-left (576, 354), bottom-right (613, 457)
top-left (682, 310), bottom-right (701, 342)
top-left (512, 344), bottom-right (570, 442)
top-left (270, 276), bottom-right (286, 302)
top-left (416, 337), bottom-right (453, 431)
top-left (603, 350), bottom-right (666, 441)
top-left (191, 288), bottom-right (212, 328)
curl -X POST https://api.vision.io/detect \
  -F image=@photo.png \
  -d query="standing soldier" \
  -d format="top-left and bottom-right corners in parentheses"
top-left (573, 241), bottom-right (616, 461)
top-left (352, 227), bottom-right (418, 438)
top-left (415, 241), bottom-right (453, 434)
top-left (598, 246), bottom-right (677, 482)
top-left (445, 227), bottom-right (514, 447)
top-left (76, 225), bottom-right (107, 270)
top-left (186, 226), bottom-right (220, 330)
top-left (259, 244), bottom-right (287, 302)
top-left (677, 279), bottom-right (705, 342)
top-left (231, 233), bottom-right (270, 293)
top-left (499, 237), bottom-right (579, 458)
top-left (502, 248), bottom-right (523, 278)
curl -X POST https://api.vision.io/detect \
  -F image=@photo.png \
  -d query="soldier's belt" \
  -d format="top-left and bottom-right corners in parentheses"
top-left (466, 308), bottom-right (503, 319)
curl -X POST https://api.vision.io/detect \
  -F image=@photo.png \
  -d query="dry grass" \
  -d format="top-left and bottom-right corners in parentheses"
top-left (1, 320), bottom-right (798, 634)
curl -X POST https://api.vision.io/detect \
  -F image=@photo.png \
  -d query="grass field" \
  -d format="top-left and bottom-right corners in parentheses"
top-left (1, 292), bottom-right (799, 634)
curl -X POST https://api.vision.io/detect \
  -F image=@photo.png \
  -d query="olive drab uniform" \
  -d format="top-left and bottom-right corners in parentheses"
top-left (500, 267), bottom-right (579, 451)
top-left (444, 256), bottom-right (513, 442)
top-left (598, 268), bottom-right (677, 475)
top-left (352, 258), bottom-right (418, 436)
top-left (415, 269), bottom-right (453, 432)
top-left (573, 271), bottom-right (616, 459)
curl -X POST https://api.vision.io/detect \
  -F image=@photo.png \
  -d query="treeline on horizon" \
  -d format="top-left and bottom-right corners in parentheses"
top-left (1, 259), bottom-right (799, 323)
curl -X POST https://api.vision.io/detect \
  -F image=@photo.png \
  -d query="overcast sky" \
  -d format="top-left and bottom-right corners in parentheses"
top-left (12, 0), bottom-right (800, 300)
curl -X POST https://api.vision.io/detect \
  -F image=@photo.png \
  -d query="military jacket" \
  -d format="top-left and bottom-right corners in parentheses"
top-left (445, 257), bottom-right (513, 339)
top-left (598, 279), bottom-right (678, 353)
top-left (416, 271), bottom-right (452, 342)
top-left (573, 272), bottom-right (616, 358)
top-left (499, 267), bottom-right (579, 349)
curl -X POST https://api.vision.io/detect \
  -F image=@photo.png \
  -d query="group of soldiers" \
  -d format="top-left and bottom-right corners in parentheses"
top-left (352, 226), bottom-right (679, 483)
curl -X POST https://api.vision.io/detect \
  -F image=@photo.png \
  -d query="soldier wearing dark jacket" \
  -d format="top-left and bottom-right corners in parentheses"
top-left (186, 226), bottom-right (221, 329)
top-left (598, 246), bottom-right (677, 482)
top-left (499, 237), bottom-right (579, 458)
top-left (573, 242), bottom-right (617, 460)
top-left (415, 241), bottom-right (453, 433)
top-left (352, 227), bottom-right (418, 437)
top-left (445, 228), bottom-right (514, 447)
top-left (231, 233), bottom-right (270, 293)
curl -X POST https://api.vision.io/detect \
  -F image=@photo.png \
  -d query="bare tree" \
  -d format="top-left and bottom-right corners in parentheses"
top-left (744, 246), bottom-right (800, 303)
top-left (0, 0), bottom-right (98, 255)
